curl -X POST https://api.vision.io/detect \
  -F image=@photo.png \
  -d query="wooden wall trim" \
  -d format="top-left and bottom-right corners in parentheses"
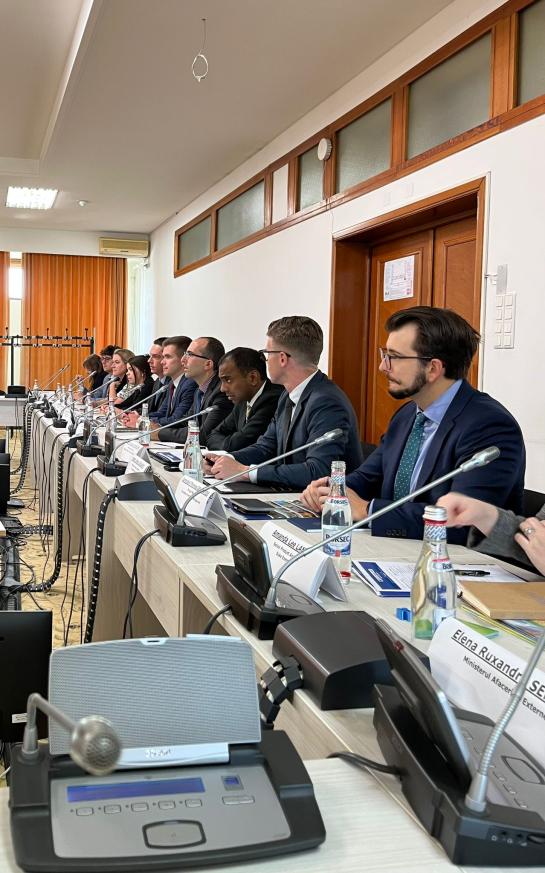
top-left (173, 0), bottom-right (541, 277)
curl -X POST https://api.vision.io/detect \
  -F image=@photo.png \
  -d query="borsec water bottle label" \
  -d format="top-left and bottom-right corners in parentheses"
top-left (323, 531), bottom-right (351, 557)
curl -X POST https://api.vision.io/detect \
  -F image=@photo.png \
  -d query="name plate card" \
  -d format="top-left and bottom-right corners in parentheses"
top-left (429, 617), bottom-right (545, 768)
top-left (260, 522), bottom-right (347, 603)
top-left (125, 452), bottom-right (152, 475)
top-left (117, 440), bottom-right (143, 464)
top-left (174, 476), bottom-right (226, 520)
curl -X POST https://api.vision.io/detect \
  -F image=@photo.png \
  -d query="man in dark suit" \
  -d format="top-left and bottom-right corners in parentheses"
top-left (302, 306), bottom-right (526, 542)
top-left (159, 336), bottom-right (233, 444)
top-left (150, 335), bottom-right (197, 432)
top-left (206, 316), bottom-right (363, 490)
top-left (206, 347), bottom-right (283, 451)
top-left (147, 336), bottom-right (169, 416)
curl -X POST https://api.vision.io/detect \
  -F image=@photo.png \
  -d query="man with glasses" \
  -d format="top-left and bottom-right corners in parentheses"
top-left (301, 306), bottom-right (525, 542)
top-left (206, 316), bottom-right (362, 488)
top-left (157, 336), bottom-right (233, 443)
top-left (150, 335), bottom-right (196, 432)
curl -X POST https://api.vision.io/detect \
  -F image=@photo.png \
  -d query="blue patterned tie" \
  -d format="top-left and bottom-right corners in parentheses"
top-left (393, 411), bottom-right (427, 500)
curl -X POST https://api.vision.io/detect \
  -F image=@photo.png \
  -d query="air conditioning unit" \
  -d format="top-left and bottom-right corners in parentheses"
top-left (99, 237), bottom-right (150, 257)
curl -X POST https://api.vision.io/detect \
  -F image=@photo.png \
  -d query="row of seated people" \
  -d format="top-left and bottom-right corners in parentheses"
top-left (90, 308), bottom-right (537, 562)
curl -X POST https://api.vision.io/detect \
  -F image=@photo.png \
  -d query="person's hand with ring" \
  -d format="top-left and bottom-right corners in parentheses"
top-left (514, 517), bottom-right (545, 575)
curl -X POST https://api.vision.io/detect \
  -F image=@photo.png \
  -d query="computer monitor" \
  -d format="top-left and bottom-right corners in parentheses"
top-left (0, 610), bottom-right (53, 743)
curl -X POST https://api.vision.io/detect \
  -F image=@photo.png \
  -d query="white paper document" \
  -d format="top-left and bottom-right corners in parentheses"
top-left (260, 522), bottom-right (347, 603)
top-left (429, 617), bottom-right (545, 769)
top-left (174, 476), bottom-right (226, 519)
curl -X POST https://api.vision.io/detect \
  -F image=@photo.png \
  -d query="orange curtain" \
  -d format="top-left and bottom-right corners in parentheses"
top-left (22, 253), bottom-right (127, 389)
top-left (0, 252), bottom-right (9, 388)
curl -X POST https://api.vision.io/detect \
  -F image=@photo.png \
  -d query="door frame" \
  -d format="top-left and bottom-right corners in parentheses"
top-left (328, 176), bottom-right (487, 436)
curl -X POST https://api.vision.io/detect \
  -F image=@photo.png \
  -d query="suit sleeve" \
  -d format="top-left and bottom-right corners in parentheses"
top-left (200, 393), bottom-right (233, 443)
top-left (370, 412), bottom-right (526, 541)
top-left (345, 441), bottom-right (387, 499)
top-left (205, 407), bottom-right (238, 451)
top-left (208, 398), bottom-right (278, 452)
top-left (235, 395), bottom-right (354, 490)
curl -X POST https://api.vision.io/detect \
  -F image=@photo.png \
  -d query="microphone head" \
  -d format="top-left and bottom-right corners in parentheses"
top-left (201, 405), bottom-right (216, 414)
top-left (70, 716), bottom-right (121, 776)
top-left (316, 427), bottom-right (343, 444)
top-left (460, 446), bottom-right (500, 472)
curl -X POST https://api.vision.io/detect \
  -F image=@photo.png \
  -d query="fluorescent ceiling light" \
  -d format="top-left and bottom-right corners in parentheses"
top-left (6, 186), bottom-right (58, 209)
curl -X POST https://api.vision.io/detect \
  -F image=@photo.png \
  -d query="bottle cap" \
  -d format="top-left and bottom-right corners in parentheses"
top-left (423, 505), bottom-right (447, 522)
top-left (331, 460), bottom-right (346, 473)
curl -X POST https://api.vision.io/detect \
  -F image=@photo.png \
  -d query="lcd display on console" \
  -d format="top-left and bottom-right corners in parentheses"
top-left (67, 777), bottom-right (205, 803)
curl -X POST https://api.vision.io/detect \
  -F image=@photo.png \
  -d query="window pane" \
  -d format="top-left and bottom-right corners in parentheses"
top-left (178, 217), bottom-right (211, 268)
top-left (216, 182), bottom-right (265, 251)
top-left (407, 34), bottom-right (491, 159)
top-left (518, 0), bottom-right (545, 105)
top-left (297, 146), bottom-right (323, 211)
top-left (336, 99), bottom-right (391, 192)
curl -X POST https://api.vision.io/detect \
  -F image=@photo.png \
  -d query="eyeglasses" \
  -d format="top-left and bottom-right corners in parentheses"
top-left (100, 355), bottom-right (112, 361)
top-left (183, 350), bottom-right (210, 361)
top-left (258, 349), bottom-right (292, 360)
top-left (379, 348), bottom-right (432, 371)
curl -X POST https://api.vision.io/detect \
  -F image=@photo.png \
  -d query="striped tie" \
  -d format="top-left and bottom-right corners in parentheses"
top-left (393, 411), bottom-right (427, 501)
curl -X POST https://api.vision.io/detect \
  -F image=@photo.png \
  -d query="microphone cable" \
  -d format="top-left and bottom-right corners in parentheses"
top-left (327, 751), bottom-right (401, 777)
top-left (84, 486), bottom-right (118, 643)
top-left (201, 604), bottom-right (232, 634)
top-left (122, 529), bottom-right (161, 639)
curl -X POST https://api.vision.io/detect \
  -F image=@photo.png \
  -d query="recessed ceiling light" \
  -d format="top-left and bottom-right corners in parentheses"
top-left (6, 186), bottom-right (58, 210)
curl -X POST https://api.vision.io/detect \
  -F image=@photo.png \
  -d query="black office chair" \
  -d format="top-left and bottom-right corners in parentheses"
top-left (360, 442), bottom-right (377, 462)
top-left (522, 488), bottom-right (545, 518)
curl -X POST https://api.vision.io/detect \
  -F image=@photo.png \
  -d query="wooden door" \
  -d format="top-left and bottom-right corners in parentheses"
top-left (365, 230), bottom-right (434, 444)
top-left (364, 216), bottom-right (479, 444)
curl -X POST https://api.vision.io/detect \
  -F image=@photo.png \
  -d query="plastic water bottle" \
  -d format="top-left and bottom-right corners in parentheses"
top-left (322, 460), bottom-right (352, 583)
top-left (181, 419), bottom-right (204, 483)
top-left (104, 401), bottom-right (117, 461)
top-left (137, 403), bottom-right (151, 447)
top-left (411, 505), bottom-right (457, 640)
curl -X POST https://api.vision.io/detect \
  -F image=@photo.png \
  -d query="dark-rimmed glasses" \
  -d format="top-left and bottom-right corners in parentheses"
top-left (379, 348), bottom-right (432, 371)
top-left (183, 350), bottom-right (210, 361)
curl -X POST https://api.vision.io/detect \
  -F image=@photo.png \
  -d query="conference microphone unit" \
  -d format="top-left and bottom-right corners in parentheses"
top-left (40, 363), bottom-right (71, 416)
top-left (373, 619), bottom-right (545, 865)
top-left (255, 446), bottom-right (500, 654)
top-left (20, 692), bottom-right (121, 777)
top-left (96, 382), bottom-right (172, 476)
top-left (154, 428), bottom-right (343, 549)
top-left (75, 378), bottom-right (122, 456)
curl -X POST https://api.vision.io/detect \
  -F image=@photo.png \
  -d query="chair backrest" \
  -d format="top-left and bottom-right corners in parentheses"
top-left (522, 488), bottom-right (545, 518)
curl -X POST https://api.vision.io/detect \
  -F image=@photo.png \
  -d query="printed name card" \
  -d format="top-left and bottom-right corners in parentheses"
top-left (260, 522), bottom-right (347, 603)
top-left (429, 617), bottom-right (545, 768)
top-left (125, 453), bottom-right (152, 475)
top-left (117, 440), bottom-right (143, 463)
top-left (174, 476), bottom-right (226, 520)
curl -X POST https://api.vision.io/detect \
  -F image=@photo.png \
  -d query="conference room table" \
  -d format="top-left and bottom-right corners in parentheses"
top-left (25, 408), bottom-right (544, 872)
top-left (0, 396), bottom-right (26, 428)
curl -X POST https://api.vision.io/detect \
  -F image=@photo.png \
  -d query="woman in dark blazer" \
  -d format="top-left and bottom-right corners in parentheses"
top-left (115, 355), bottom-right (154, 413)
top-left (81, 354), bottom-right (106, 393)
top-left (438, 492), bottom-right (545, 574)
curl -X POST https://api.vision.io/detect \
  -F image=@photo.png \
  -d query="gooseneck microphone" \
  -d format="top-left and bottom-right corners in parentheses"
top-left (465, 627), bottom-right (545, 813)
top-left (178, 428), bottom-right (343, 526)
top-left (33, 361), bottom-right (70, 394)
top-left (264, 445), bottom-right (500, 609)
top-left (109, 402), bottom-right (216, 462)
top-left (156, 429), bottom-right (343, 549)
top-left (21, 693), bottom-right (121, 776)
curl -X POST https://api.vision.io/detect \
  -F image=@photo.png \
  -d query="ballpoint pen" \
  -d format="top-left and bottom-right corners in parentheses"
top-left (454, 569), bottom-right (490, 576)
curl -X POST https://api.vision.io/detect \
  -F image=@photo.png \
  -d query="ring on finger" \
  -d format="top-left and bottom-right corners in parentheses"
top-left (522, 525), bottom-right (536, 537)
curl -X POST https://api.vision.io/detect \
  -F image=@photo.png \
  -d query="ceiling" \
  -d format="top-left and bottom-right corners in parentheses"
top-left (0, 0), bottom-right (454, 235)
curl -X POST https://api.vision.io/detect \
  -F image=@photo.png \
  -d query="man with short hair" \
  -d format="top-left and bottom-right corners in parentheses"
top-left (207, 316), bottom-right (362, 489)
top-left (150, 335), bottom-right (196, 431)
top-left (206, 347), bottom-right (283, 451)
top-left (301, 306), bottom-right (526, 542)
top-left (93, 344), bottom-right (116, 400)
top-left (146, 336), bottom-right (169, 416)
top-left (158, 336), bottom-right (233, 443)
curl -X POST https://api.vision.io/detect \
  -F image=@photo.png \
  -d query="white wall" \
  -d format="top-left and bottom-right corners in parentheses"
top-left (150, 0), bottom-right (544, 488)
top-left (0, 227), bottom-right (148, 256)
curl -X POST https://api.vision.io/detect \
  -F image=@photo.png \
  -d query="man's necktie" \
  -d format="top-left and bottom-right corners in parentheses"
top-left (279, 398), bottom-right (294, 453)
top-left (194, 389), bottom-right (204, 414)
top-left (393, 411), bottom-right (427, 500)
top-left (167, 382), bottom-right (175, 415)
top-left (245, 402), bottom-right (251, 422)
